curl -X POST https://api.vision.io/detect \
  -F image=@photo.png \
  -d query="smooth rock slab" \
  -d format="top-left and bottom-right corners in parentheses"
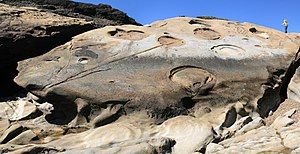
top-left (214, 126), bottom-right (287, 153)
top-left (280, 121), bottom-right (300, 151)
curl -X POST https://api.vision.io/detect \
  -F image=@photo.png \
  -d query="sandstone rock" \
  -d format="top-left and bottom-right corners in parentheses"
top-left (60, 137), bottom-right (174, 154)
top-left (0, 100), bottom-right (37, 121)
top-left (235, 117), bottom-right (265, 136)
top-left (6, 16), bottom-right (300, 153)
top-left (279, 121), bottom-right (300, 151)
top-left (0, 118), bottom-right (10, 136)
top-left (155, 116), bottom-right (214, 154)
top-left (0, 115), bottom-right (213, 154)
top-left (271, 109), bottom-right (296, 130)
top-left (205, 143), bottom-right (224, 154)
top-left (8, 129), bottom-right (37, 145)
top-left (288, 68), bottom-right (300, 103)
top-left (216, 126), bottom-right (286, 153)
top-left (0, 124), bottom-right (23, 144)
top-left (14, 17), bottom-right (300, 126)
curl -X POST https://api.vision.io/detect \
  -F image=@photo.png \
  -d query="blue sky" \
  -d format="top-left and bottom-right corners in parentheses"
top-left (74, 0), bottom-right (300, 33)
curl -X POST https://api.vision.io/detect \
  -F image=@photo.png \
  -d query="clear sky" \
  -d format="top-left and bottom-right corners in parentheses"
top-left (74, 0), bottom-right (300, 33)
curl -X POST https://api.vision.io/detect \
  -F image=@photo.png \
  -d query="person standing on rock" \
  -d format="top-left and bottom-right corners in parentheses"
top-left (282, 19), bottom-right (288, 33)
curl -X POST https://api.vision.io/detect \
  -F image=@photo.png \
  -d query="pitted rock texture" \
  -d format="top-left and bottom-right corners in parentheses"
top-left (9, 17), bottom-right (300, 153)
top-left (0, 1), bottom-right (140, 97)
top-left (15, 17), bottom-right (300, 121)
top-left (1, 0), bottom-right (140, 28)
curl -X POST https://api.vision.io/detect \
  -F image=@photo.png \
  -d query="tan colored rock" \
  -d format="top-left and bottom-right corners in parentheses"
top-left (14, 17), bottom-right (300, 127)
top-left (0, 124), bottom-right (23, 144)
top-left (235, 117), bottom-right (265, 136)
top-left (0, 118), bottom-right (10, 136)
top-left (7, 15), bottom-right (300, 153)
top-left (0, 100), bottom-right (37, 121)
top-left (216, 126), bottom-right (286, 153)
top-left (271, 109), bottom-right (296, 130)
top-left (206, 143), bottom-right (224, 154)
top-left (155, 116), bottom-right (214, 154)
top-left (280, 121), bottom-right (300, 151)
top-left (8, 130), bottom-right (37, 145)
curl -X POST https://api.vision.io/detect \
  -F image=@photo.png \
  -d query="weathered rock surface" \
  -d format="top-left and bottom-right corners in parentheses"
top-left (2, 16), bottom-right (300, 153)
top-left (15, 17), bottom-right (300, 124)
top-left (2, 0), bottom-right (140, 28)
top-left (0, 100), bottom-right (37, 121)
top-left (0, 3), bottom-right (92, 96)
top-left (0, 1), bottom-right (140, 97)
top-left (207, 108), bottom-right (300, 154)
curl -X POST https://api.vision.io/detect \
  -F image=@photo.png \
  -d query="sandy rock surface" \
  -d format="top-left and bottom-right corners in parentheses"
top-left (1, 10), bottom-right (300, 153)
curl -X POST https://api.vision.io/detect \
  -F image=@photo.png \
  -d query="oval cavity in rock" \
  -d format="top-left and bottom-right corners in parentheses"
top-left (211, 44), bottom-right (245, 58)
top-left (78, 57), bottom-right (89, 64)
top-left (170, 66), bottom-right (216, 96)
top-left (194, 28), bottom-right (221, 40)
top-left (108, 28), bottom-right (146, 40)
top-left (189, 19), bottom-right (211, 27)
top-left (158, 36), bottom-right (184, 47)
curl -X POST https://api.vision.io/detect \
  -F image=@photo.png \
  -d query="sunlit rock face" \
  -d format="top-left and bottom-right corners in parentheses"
top-left (15, 17), bottom-right (299, 121)
top-left (10, 17), bottom-right (300, 153)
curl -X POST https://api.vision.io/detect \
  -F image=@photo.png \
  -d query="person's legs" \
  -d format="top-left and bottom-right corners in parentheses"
top-left (285, 26), bottom-right (288, 33)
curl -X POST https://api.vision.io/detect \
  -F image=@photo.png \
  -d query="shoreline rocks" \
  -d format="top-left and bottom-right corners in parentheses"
top-left (1, 2), bottom-right (300, 153)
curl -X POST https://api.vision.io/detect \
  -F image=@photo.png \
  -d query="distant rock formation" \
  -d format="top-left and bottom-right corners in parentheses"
top-left (0, 1), bottom-right (140, 96)
top-left (1, 0), bottom-right (141, 27)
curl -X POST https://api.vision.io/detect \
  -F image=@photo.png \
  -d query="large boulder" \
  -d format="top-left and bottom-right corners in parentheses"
top-left (15, 17), bottom-right (300, 125)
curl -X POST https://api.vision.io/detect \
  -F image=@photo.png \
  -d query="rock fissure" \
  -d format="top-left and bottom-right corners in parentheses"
top-left (258, 47), bottom-right (300, 118)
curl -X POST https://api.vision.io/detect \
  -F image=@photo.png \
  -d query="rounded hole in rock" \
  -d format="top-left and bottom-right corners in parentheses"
top-left (108, 29), bottom-right (145, 40)
top-left (255, 45), bottom-right (261, 47)
top-left (181, 97), bottom-right (195, 109)
top-left (193, 28), bottom-right (221, 40)
top-left (108, 28), bottom-right (125, 36)
top-left (189, 19), bottom-right (211, 27)
top-left (157, 36), bottom-right (184, 47)
top-left (249, 27), bottom-right (257, 33)
top-left (78, 57), bottom-right (89, 64)
top-left (43, 56), bottom-right (61, 62)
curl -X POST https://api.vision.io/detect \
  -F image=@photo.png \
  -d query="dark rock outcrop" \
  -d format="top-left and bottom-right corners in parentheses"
top-left (1, 0), bottom-right (141, 27)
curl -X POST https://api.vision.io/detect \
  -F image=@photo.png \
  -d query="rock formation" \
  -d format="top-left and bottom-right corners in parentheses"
top-left (0, 1), bottom-right (140, 96)
top-left (1, 0), bottom-right (140, 27)
top-left (1, 1), bottom-right (300, 153)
